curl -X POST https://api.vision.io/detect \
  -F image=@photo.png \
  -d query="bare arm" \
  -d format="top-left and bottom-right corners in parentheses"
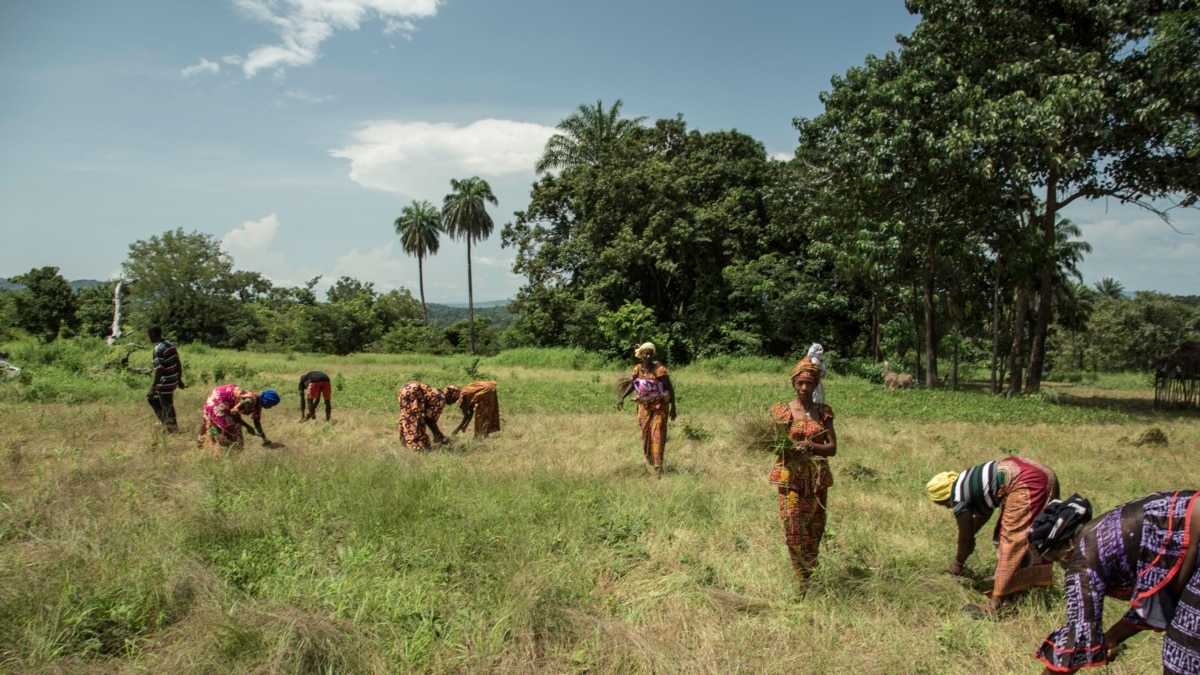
top-left (616, 380), bottom-right (635, 410)
top-left (453, 402), bottom-right (474, 435)
top-left (426, 417), bottom-right (448, 444)
top-left (794, 417), bottom-right (837, 457)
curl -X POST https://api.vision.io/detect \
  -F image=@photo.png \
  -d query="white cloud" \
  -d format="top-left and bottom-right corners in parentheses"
top-left (221, 214), bottom-right (290, 280)
top-left (332, 243), bottom-right (413, 288)
top-left (329, 118), bottom-right (555, 200)
top-left (475, 256), bottom-right (513, 269)
top-left (284, 88), bottom-right (333, 103)
top-left (771, 151), bottom-right (793, 162)
top-left (181, 57), bottom-right (220, 77)
top-left (231, 0), bottom-right (441, 77)
top-left (1065, 200), bottom-right (1200, 294)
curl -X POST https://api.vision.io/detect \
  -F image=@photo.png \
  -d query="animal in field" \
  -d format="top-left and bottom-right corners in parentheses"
top-left (882, 361), bottom-right (914, 390)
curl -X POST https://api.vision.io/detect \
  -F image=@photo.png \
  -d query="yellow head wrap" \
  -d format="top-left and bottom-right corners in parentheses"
top-left (926, 471), bottom-right (958, 502)
top-left (634, 342), bottom-right (656, 357)
top-left (790, 356), bottom-right (822, 383)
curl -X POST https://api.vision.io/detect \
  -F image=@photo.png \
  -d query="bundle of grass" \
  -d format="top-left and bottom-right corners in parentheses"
top-left (735, 412), bottom-right (793, 457)
top-left (614, 373), bottom-right (633, 398)
top-left (735, 413), bottom-right (826, 493)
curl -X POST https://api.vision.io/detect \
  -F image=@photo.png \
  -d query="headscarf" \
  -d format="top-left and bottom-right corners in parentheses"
top-left (1027, 494), bottom-right (1092, 556)
top-left (634, 342), bottom-right (656, 358)
top-left (790, 356), bottom-right (822, 384)
top-left (259, 389), bottom-right (281, 407)
top-left (926, 471), bottom-right (958, 502)
top-left (442, 385), bottom-right (461, 403)
top-left (807, 343), bottom-right (827, 404)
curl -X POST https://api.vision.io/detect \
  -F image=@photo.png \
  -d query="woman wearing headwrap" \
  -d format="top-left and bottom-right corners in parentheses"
top-left (452, 380), bottom-right (501, 438)
top-left (617, 342), bottom-right (676, 477)
top-left (197, 384), bottom-right (281, 451)
top-left (769, 355), bottom-right (837, 585)
top-left (1030, 491), bottom-right (1200, 675)
top-left (397, 382), bottom-right (460, 451)
top-left (925, 456), bottom-right (1060, 615)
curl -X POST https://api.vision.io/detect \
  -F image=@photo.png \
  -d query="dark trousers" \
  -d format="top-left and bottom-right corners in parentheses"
top-left (147, 391), bottom-right (178, 431)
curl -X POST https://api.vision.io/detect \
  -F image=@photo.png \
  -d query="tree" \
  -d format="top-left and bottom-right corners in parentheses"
top-left (121, 228), bottom-right (264, 346)
top-left (535, 99), bottom-right (646, 174)
top-left (442, 177), bottom-right (498, 354)
top-left (7, 266), bottom-right (78, 341)
top-left (394, 199), bottom-right (443, 322)
top-left (76, 281), bottom-right (118, 339)
top-left (902, 0), bottom-right (1200, 392)
top-left (1094, 278), bottom-right (1126, 300)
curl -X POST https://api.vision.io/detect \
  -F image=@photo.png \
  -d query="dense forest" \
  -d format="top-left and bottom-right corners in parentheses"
top-left (3, 0), bottom-right (1197, 393)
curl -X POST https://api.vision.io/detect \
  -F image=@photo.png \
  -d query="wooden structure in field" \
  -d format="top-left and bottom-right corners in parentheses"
top-left (1153, 342), bottom-right (1200, 410)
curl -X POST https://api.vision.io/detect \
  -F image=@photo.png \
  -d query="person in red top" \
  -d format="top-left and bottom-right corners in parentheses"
top-left (769, 355), bottom-right (838, 586)
top-left (617, 342), bottom-right (676, 477)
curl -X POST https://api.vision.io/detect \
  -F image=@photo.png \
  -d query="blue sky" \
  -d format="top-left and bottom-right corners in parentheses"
top-left (1, 0), bottom-right (1195, 302)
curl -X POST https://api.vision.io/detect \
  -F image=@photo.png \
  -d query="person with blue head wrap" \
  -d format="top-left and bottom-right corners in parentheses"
top-left (197, 383), bottom-right (283, 451)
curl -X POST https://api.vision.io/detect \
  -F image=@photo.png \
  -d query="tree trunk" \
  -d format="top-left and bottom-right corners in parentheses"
top-left (1007, 275), bottom-right (1033, 397)
top-left (467, 237), bottom-right (476, 354)
top-left (1026, 171), bottom-right (1058, 393)
top-left (871, 289), bottom-right (882, 363)
top-left (990, 263), bottom-right (1001, 394)
top-left (418, 254), bottom-right (428, 324)
top-left (923, 242), bottom-right (939, 388)
top-left (913, 281), bottom-right (923, 384)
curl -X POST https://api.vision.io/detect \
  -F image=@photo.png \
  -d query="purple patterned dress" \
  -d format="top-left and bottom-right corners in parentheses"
top-left (1036, 490), bottom-right (1199, 674)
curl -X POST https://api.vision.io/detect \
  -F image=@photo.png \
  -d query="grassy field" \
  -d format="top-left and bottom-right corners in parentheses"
top-left (1, 341), bottom-right (1196, 673)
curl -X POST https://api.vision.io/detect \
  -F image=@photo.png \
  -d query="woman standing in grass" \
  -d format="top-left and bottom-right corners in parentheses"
top-left (397, 382), bottom-right (460, 451)
top-left (452, 380), bottom-right (501, 438)
top-left (769, 356), bottom-right (837, 585)
top-left (925, 456), bottom-right (1060, 616)
top-left (617, 342), bottom-right (676, 477)
top-left (197, 384), bottom-right (281, 451)
top-left (1029, 490), bottom-right (1200, 674)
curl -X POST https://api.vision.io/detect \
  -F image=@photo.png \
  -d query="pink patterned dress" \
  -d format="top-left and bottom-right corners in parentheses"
top-left (198, 384), bottom-right (260, 449)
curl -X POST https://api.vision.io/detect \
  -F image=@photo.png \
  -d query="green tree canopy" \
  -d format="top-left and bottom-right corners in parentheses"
top-left (7, 266), bottom-right (79, 342)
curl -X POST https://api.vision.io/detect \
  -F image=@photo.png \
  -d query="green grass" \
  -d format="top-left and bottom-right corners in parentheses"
top-left (0, 340), bottom-right (1195, 672)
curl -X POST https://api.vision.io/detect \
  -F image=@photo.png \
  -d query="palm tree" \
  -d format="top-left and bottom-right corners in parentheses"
top-left (393, 199), bottom-right (443, 323)
top-left (442, 177), bottom-right (498, 354)
top-left (1094, 277), bottom-right (1126, 300)
top-left (535, 99), bottom-right (646, 174)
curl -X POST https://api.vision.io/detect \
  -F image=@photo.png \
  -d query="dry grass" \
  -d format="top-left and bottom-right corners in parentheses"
top-left (1, 370), bottom-right (1196, 673)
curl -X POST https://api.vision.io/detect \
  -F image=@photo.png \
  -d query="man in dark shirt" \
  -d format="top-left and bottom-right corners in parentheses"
top-left (299, 370), bottom-right (332, 421)
top-left (147, 325), bottom-right (185, 431)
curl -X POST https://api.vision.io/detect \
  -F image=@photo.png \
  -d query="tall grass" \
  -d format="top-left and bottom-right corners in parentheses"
top-left (1, 342), bottom-right (1195, 672)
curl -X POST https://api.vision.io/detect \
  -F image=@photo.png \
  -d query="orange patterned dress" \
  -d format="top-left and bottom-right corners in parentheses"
top-left (631, 363), bottom-right (671, 470)
top-left (769, 401), bottom-right (834, 584)
top-left (397, 382), bottom-right (446, 451)
top-left (459, 380), bottom-right (501, 437)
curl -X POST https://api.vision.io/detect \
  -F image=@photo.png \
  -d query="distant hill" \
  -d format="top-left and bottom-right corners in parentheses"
top-left (0, 278), bottom-right (105, 291)
top-left (425, 301), bottom-right (516, 329)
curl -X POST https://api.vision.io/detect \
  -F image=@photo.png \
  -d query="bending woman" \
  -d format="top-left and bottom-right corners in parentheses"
top-left (1029, 490), bottom-right (1200, 674)
top-left (617, 342), bottom-right (676, 477)
top-left (397, 382), bottom-right (460, 451)
top-left (926, 456), bottom-right (1059, 615)
top-left (453, 380), bottom-right (501, 438)
top-left (769, 356), bottom-right (837, 585)
top-left (198, 384), bottom-right (281, 451)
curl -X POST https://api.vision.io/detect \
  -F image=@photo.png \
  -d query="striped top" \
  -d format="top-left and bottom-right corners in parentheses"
top-left (950, 460), bottom-right (1009, 518)
top-left (152, 339), bottom-right (181, 393)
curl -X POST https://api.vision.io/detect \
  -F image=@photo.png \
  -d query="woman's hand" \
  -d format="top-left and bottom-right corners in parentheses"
top-left (949, 561), bottom-right (964, 576)
top-left (616, 399), bottom-right (625, 411)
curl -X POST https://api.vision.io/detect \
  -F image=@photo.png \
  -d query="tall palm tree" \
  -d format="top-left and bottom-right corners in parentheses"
top-left (393, 199), bottom-right (443, 323)
top-left (442, 177), bottom-right (498, 354)
top-left (535, 99), bottom-right (646, 174)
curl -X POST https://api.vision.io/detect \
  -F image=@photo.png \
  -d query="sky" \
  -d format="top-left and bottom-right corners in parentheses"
top-left (1, 0), bottom-right (1195, 303)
